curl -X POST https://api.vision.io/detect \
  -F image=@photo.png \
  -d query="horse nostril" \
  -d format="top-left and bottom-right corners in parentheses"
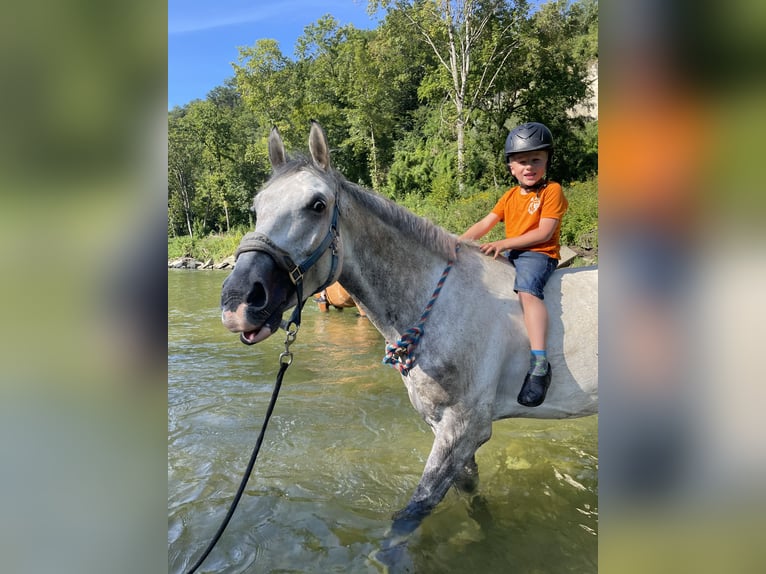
top-left (247, 282), bottom-right (267, 309)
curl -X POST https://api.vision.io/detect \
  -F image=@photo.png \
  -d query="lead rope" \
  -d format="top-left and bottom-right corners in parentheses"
top-left (184, 298), bottom-right (303, 574)
top-left (383, 244), bottom-right (460, 375)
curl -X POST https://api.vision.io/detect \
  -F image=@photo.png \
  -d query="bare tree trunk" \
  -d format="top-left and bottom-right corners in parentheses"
top-left (399, 0), bottom-right (520, 196)
top-left (455, 114), bottom-right (465, 195)
top-left (369, 124), bottom-right (380, 191)
top-left (445, 0), bottom-right (466, 194)
top-left (174, 169), bottom-right (195, 238)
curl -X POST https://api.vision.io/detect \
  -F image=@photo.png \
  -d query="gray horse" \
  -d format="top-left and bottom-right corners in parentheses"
top-left (221, 122), bottom-right (597, 543)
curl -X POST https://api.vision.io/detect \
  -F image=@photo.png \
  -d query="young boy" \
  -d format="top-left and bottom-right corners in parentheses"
top-left (460, 122), bottom-right (568, 407)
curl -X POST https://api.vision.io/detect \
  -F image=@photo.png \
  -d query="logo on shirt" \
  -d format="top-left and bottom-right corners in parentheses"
top-left (528, 195), bottom-right (541, 214)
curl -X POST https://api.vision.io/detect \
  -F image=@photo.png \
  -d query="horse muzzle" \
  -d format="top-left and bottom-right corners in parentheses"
top-left (220, 304), bottom-right (279, 345)
top-left (220, 251), bottom-right (295, 345)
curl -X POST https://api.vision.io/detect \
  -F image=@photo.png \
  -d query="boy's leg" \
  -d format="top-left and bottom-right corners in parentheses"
top-left (518, 291), bottom-right (548, 351)
top-left (508, 251), bottom-right (558, 407)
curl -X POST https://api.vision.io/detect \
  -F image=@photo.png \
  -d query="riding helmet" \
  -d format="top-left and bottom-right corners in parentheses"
top-left (504, 122), bottom-right (554, 159)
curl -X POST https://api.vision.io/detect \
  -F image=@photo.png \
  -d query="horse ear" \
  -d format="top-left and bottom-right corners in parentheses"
top-left (268, 126), bottom-right (286, 169)
top-left (308, 120), bottom-right (331, 171)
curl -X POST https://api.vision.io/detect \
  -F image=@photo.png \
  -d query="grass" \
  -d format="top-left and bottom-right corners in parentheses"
top-left (168, 228), bottom-right (246, 263)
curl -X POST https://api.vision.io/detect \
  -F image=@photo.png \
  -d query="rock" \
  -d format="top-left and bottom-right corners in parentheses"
top-left (168, 257), bottom-right (188, 268)
top-left (214, 255), bottom-right (236, 269)
top-left (557, 245), bottom-right (578, 268)
top-left (168, 255), bottom-right (236, 269)
top-left (168, 257), bottom-right (202, 269)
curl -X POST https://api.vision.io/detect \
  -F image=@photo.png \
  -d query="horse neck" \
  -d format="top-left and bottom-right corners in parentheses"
top-left (336, 186), bottom-right (457, 340)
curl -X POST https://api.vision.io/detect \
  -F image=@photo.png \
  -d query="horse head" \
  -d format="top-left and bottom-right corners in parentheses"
top-left (221, 122), bottom-right (343, 344)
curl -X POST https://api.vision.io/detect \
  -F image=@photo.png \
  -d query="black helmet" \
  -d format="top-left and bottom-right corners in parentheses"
top-left (504, 122), bottom-right (554, 158)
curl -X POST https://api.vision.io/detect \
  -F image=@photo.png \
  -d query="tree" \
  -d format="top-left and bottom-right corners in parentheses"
top-left (168, 107), bottom-right (202, 237)
top-left (233, 39), bottom-right (294, 131)
top-left (168, 85), bottom-right (268, 237)
top-left (370, 0), bottom-right (528, 194)
top-left (169, 1), bottom-right (598, 239)
top-left (513, 0), bottom-right (597, 182)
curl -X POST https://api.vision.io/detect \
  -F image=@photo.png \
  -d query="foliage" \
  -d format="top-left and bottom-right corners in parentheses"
top-left (168, 83), bottom-right (266, 237)
top-left (168, 0), bottom-right (599, 252)
top-left (168, 226), bottom-right (249, 262)
top-left (559, 176), bottom-right (598, 251)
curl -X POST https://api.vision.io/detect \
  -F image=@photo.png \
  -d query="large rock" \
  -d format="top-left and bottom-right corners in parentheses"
top-left (168, 257), bottom-right (202, 269)
top-left (214, 255), bottom-right (236, 269)
top-left (557, 245), bottom-right (578, 268)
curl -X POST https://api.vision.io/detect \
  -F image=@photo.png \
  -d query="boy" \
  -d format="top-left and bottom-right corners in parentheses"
top-left (460, 122), bottom-right (568, 407)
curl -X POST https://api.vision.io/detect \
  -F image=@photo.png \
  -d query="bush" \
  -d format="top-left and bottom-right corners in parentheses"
top-left (168, 225), bottom-right (249, 263)
top-left (167, 235), bottom-right (196, 260)
top-left (560, 177), bottom-right (598, 252)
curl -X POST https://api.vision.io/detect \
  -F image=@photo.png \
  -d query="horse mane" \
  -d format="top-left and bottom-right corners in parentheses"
top-left (269, 155), bottom-right (459, 261)
top-left (338, 179), bottom-right (458, 261)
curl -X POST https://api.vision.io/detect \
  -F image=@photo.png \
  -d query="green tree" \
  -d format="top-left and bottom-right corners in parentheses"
top-left (168, 84), bottom-right (268, 237)
top-left (168, 107), bottom-right (202, 237)
top-left (370, 0), bottom-right (529, 195)
top-left (234, 39), bottom-right (294, 131)
top-left (170, 1), bottom-right (598, 242)
top-left (488, 0), bottom-right (598, 183)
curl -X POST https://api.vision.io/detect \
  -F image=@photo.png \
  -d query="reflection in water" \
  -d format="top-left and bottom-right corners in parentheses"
top-left (168, 271), bottom-right (597, 573)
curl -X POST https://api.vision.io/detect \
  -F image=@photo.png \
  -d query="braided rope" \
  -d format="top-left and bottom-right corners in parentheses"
top-left (383, 244), bottom-right (460, 375)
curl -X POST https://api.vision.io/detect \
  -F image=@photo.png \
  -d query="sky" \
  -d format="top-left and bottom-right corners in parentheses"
top-left (168, 0), bottom-right (384, 109)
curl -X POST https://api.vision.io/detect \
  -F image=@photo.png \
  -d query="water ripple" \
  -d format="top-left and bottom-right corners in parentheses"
top-left (169, 271), bottom-right (598, 572)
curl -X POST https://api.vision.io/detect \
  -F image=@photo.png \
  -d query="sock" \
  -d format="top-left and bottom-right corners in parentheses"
top-left (529, 350), bottom-right (548, 376)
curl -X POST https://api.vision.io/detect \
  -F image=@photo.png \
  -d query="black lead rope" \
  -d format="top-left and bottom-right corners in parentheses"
top-left (186, 206), bottom-right (339, 573)
top-left (184, 298), bottom-right (304, 574)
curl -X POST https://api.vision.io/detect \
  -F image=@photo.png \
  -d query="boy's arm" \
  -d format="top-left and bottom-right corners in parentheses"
top-left (479, 217), bottom-right (559, 258)
top-left (460, 213), bottom-right (500, 241)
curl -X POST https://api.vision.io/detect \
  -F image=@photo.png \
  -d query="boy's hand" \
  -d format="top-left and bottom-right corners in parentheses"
top-left (479, 241), bottom-right (509, 259)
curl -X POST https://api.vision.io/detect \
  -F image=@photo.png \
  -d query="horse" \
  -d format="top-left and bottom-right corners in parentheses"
top-left (316, 281), bottom-right (366, 316)
top-left (220, 122), bottom-right (597, 552)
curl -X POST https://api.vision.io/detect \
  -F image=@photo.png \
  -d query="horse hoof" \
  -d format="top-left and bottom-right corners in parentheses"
top-left (371, 538), bottom-right (415, 573)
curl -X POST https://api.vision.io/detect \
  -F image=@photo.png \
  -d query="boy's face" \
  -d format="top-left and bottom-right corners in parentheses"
top-left (508, 150), bottom-right (548, 187)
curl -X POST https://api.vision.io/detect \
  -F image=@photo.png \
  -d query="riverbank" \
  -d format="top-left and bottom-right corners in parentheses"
top-left (167, 254), bottom-right (235, 270)
top-left (168, 244), bottom-right (596, 270)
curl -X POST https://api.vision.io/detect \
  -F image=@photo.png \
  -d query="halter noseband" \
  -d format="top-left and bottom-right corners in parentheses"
top-left (234, 203), bottom-right (341, 318)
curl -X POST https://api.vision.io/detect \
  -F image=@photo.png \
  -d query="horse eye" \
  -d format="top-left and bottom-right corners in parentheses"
top-left (311, 200), bottom-right (326, 213)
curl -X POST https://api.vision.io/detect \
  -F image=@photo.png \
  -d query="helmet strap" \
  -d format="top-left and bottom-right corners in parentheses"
top-left (520, 177), bottom-right (547, 193)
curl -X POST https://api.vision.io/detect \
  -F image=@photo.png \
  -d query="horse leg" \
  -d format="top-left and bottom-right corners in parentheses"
top-left (376, 419), bottom-right (486, 572)
top-left (389, 412), bottom-right (492, 536)
top-left (454, 454), bottom-right (479, 494)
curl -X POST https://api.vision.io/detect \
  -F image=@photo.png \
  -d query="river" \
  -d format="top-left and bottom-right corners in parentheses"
top-left (168, 270), bottom-right (597, 573)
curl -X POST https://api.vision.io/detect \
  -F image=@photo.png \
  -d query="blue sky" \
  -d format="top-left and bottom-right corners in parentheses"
top-left (168, 0), bottom-right (384, 109)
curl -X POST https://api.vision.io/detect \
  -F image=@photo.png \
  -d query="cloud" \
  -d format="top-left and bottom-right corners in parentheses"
top-left (168, 0), bottom-right (359, 36)
top-left (169, 5), bottom-right (279, 35)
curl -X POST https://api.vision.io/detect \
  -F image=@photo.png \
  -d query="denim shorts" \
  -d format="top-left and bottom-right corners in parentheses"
top-left (507, 250), bottom-right (558, 300)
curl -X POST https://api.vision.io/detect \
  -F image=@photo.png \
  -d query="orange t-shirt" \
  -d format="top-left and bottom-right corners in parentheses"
top-left (491, 182), bottom-right (568, 259)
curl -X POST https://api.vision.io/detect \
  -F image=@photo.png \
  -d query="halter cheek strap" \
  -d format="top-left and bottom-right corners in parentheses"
top-left (234, 204), bottom-right (341, 327)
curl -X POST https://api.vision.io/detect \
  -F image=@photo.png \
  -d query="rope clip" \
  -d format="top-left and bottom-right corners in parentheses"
top-left (279, 321), bottom-right (299, 366)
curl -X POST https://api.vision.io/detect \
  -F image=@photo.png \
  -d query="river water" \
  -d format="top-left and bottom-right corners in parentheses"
top-left (168, 270), bottom-right (598, 573)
